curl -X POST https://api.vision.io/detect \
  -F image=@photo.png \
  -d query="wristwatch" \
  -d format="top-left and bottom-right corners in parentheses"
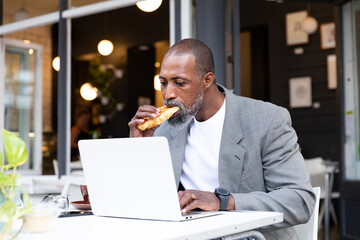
top-left (214, 187), bottom-right (230, 211)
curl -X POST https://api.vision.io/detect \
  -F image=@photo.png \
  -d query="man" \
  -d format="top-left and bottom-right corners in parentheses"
top-left (128, 39), bottom-right (315, 239)
top-left (71, 108), bottom-right (91, 161)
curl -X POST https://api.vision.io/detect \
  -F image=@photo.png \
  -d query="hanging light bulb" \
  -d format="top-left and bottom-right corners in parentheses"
top-left (136, 0), bottom-right (163, 13)
top-left (52, 56), bottom-right (60, 71)
top-left (301, 3), bottom-right (318, 35)
top-left (97, 40), bottom-right (114, 56)
top-left (302, 16), bottom-right (318, 34)
top-left (15, 7), bottom-right (29, 21)
top-left (154, 74), bottom-right (161, 91)
top-left (80, 83), bottom-right (98, 101)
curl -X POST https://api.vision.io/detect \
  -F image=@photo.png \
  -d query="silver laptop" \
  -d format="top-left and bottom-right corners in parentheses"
top-left (78, 136), bottom-right (219, 221)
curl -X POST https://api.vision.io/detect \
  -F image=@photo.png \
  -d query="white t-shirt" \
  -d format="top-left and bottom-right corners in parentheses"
top-left (180, 99), bottom-right (226, 192)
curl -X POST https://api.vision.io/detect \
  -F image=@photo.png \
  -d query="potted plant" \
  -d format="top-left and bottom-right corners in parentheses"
top-left (0, 129), bottom-right (32, 239)
top-left (89, 57), bottom-right (112, 101)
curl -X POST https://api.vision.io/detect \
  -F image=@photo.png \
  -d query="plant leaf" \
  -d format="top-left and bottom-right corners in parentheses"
top-left (0, 173), bottom-right (18, 186)
top-left (2, 129), bottom-right (28, 168)
top-left (0, 150), bottom-right (3, 168)
top-left (21, 186), bottom-right (32, 215)
top-left (0, 200), bottom-right (17, 222)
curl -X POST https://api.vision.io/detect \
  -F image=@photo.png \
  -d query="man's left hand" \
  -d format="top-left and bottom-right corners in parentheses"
top-left (178, 190), bottom-right (234, 214)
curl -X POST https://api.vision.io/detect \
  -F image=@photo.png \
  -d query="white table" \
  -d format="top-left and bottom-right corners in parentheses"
top-left (17, 211), bottom-right (283, 240)
top-left (17, 175), bottom-right (86, 206)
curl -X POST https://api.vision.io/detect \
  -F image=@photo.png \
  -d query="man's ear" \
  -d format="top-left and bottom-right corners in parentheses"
top-left (202, 72), bottom-right (215, 89)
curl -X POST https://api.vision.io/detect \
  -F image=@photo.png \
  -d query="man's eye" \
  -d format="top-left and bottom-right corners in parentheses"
top-left (160, 81), bottom-right (167, 86)
top-left (176, 81), bottom-right (184, 87)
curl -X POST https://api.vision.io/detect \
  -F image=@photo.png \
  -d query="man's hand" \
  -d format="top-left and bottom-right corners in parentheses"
top-left (178, 189), bottom-right (234, 214)
top-left (128, 105), bottom-right (160, 137)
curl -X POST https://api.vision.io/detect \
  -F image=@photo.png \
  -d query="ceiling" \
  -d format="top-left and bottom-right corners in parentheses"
top-left (4, 0), bottom-right (124, 16)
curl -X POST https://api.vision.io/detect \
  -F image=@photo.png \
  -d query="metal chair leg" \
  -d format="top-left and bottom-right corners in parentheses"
top-left (325, 172), bottom-right (330, 240)
top-left (222, 230), bottom-right (266, 240)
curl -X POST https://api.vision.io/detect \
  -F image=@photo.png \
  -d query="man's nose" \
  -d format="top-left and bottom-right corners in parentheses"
top-left (163, 85), bottom-right (176, 100)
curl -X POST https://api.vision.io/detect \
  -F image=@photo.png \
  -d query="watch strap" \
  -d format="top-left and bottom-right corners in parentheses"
top-left (218, 194), bottom-right (229, 211)
top-left (215, 188), bottom-right (230, 211)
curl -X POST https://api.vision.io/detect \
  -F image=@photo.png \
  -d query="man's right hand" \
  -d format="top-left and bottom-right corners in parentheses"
top-left (128, 105), bottom-right (160, 137)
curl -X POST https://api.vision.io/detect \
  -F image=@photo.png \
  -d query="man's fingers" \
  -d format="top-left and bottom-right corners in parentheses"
top-left (181, 199), bottom-right (199, 214)
top-left (178, 191), bottom-right (185, 199)
top-left (136, 105), bottom-right (159, 119)
top-left (138, 105), bottom-right (158, 112)
top-left (128, 105), bottom-right (161, 137)
top-left (178, 190), bottom-right (222, 213)
top-left (128, 118), bottom-right (144, 127)
top-left (179, 191), bottom-right (197, 210)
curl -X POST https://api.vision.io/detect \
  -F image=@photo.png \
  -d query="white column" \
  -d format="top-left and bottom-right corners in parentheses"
top-left (181, 0), bottom-right (192, 39)
top-left (34, 45), bottom-right (43, 173)
top-left (66, 17), bottom-right (72, 175)
top-left (170, 0), bottom-right (176, 46)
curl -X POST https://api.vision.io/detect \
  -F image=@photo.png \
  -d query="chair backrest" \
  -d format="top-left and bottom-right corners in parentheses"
top-left (61, 181), bottom-right (82, 202)
top-left (53, 159), bottom-right (59, 176)
top-left (304, 158), bottom-right (327, 199)
top-left (294, 187), bottom-right (321, 240)
top-left (31, 176), bottom-right (64, 193)
top-left (53, 159), bottom-right (84, 176)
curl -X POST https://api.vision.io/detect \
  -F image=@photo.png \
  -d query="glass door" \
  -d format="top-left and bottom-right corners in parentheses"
top-left (0, 39), bottom-right (42, 173)
top-left (341, 1), bottom-right (360, 239)
top-left (343, 0), bottom-right (360, 180)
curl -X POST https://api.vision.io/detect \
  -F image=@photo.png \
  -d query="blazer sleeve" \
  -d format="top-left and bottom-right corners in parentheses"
top-left (231, 107), bottom-right (316, 228)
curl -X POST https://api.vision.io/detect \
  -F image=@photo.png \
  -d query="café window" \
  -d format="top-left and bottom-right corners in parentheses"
top-left (0, 38), bottom-right (43, 173)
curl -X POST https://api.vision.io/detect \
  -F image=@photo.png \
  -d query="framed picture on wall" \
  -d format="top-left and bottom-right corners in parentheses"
top-left (289, 77), bottom-right (312, 108)
top-left (320, 22), bottom-right (336, 49)
top-left (327, 54), bottom-right (337, 89)
top-left (286, 11), bottom-right (309, 46)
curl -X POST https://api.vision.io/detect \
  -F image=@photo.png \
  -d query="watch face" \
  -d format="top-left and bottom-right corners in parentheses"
top-left (216, 187), bottom-right (229, 196)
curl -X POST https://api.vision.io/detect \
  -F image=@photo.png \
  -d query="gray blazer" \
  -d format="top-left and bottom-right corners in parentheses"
top-left (155, 85), bottom-right (315, 240)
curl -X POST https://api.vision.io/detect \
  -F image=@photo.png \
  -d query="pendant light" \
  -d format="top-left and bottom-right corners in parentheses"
top-left (15, 7), bottom-right (29, 21)
top-left (136, 0), bottom-right (163, 13)
top-left (52, 56), bottom-right (60, 71)
top-left (97, 40), bottom-right (114, 56)
top-left (301, 3), bottom-right (318, 34)
top-left (80, 83), bottom-right (98, 101)
top-left (97, 12), bottom-right (114, 56)
top-left (154, 74), bottom-right (161, 91)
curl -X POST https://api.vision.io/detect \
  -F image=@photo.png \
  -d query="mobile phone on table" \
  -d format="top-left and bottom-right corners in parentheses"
top-left (58, 211), bottom-right (93, 218)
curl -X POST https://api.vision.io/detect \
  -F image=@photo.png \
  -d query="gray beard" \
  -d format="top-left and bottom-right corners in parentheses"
top-left (164, 90), bottom-right (203, 127)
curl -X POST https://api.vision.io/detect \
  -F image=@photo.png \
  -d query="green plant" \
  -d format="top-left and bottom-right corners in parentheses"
top-left (89, 57), bottom-right (112, 99)
top-left (0, 129), bottom-right (32, 240)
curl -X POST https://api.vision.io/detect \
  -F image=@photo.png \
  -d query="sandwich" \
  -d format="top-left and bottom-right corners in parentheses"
top-left (138, 106), bottom-right (179, 131)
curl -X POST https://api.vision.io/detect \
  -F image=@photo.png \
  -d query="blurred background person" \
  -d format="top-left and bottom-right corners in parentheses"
top-left (71, 108), bottom-right (91, 161)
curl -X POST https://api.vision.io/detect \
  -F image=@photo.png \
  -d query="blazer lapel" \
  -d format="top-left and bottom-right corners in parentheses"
top-left (218, 87), bottom-right (246, 192)
top-left (168, 124), bottom-right (190, 187)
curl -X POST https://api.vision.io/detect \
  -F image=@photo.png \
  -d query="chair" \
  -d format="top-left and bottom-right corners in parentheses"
top-left (53, 159), bottom-right (84, 176)
top-left (31, 176), bottom-right (65, 194)
top-left (222, 230), bottom-right (265, 240)
top-left (61, 180), bottom-right (82, 203)
top-left (294, 187), bottom-right (321, 240)
top-left (304, 158), bottom-right (339, 240)
top-left (304, 158), bottom-right (339, 223)
top-left (53, 159), bottom-right (59, 176)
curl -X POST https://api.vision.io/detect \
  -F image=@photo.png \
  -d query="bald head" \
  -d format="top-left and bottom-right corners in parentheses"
top-left (166, 38), bottom-right (215, 79)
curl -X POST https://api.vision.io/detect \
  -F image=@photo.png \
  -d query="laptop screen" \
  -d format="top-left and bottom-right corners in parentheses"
top-left (78, 137), bottom-right (183, 221)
